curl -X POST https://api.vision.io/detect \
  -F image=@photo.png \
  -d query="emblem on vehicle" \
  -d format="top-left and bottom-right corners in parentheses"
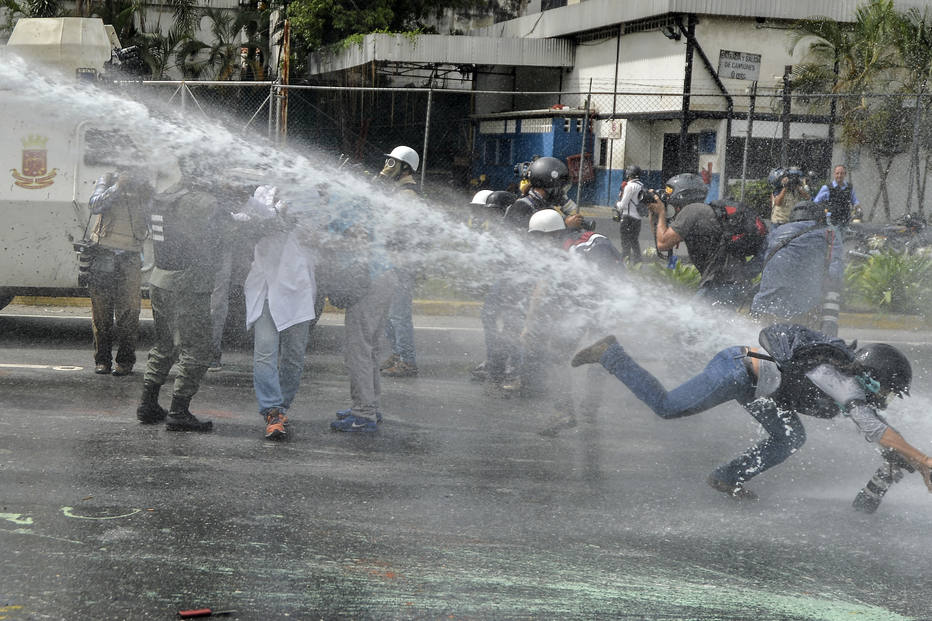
top-left (11, 134), bottom-right (58, 189)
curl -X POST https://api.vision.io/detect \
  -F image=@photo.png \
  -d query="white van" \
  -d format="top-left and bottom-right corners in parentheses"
top-left (0, 17), bottom-right (134, 309)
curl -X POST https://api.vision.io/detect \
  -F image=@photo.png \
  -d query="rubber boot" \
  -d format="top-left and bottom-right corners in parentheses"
top-left (165, 395), bottom-right (213, 432)
top-left (136, 382), bottom-right (167, 424)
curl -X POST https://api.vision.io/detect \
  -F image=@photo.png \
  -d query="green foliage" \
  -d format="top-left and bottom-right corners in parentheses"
top-left (287, 0), bottom-right (487, 51)
top-left (844, 250), bottom-right (932, 314)
top-left (727, 179), bottom-right (772, 220)
top-left (631, 254), bottom-right (701, 292)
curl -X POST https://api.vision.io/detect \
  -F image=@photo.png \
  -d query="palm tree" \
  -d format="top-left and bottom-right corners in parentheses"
top-left (175, 7), bottom-right (262, 80)
top-left (891, 8), bottom-right (932, 214)
top-left (790, 0), bottom-right (903, 220)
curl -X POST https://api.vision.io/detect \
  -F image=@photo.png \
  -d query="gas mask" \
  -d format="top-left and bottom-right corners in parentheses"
top-left (379, 157), bottom-right (404, 181)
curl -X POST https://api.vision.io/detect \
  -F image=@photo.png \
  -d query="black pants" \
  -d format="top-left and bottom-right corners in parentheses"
top-left (619, 215), bottom-right (642, 263)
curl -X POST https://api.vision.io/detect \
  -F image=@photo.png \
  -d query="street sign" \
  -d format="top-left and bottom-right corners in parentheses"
top-left (717, 49), bottom-right (762, 81)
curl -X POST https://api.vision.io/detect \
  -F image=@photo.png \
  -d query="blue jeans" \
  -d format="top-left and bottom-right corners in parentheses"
top-left (253, 300), bottom-right (311, 416)
top-left (385, 268), bottom-right (416, 365)
top-left (600, 343), bottom-right (806, 485)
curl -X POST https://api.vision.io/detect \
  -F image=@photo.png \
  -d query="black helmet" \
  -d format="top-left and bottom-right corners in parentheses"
top-left (486, 190), bottom-right (517, 213)
top-left (790, 200), bottom-right (825, 223)
top-left (767, 167), bottom-right (785, 189)
top-left (664, 173), bottom-right (707, 208)
top-left (625, 164), bottom-right (642, 180)
top-left (528, 157), bottom-right (571, 203)
top-left (854, 343), bottom-right (912, 402)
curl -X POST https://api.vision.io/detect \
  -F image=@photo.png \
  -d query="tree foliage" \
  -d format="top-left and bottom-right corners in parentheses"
top-left (791, 0), bottom-right (932, 219)
top-left (286, 0), bottom-right (507, 50)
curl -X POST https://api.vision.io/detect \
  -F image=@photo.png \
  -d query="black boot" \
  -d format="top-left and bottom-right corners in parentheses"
top-left (165, 395), bottom-right (213, 432)
top-left (136, 383), bottom-right (167, 424)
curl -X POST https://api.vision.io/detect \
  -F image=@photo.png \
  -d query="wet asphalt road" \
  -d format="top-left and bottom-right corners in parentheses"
top-left (1, 306), bottom-right (932, 620)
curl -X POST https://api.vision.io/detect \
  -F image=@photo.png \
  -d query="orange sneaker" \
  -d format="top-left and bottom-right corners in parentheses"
top-left (264, 408), bottom-right (288, 440)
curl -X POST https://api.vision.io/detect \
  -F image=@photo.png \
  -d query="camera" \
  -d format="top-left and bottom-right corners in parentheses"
top-left (73, 241), bottom-right (114, 287)
top-left (768, 166), bottom-right (805, 191)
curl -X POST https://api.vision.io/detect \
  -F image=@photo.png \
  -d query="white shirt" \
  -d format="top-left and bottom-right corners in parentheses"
top-left (244, 228), bottom-right (318, 331)
top-left (617, 179), bottom-right (644, 219)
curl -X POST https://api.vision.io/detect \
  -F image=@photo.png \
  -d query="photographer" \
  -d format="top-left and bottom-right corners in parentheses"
top-left (612, 164), bottom-right (646, 263)
top-left (504, 157), bottom-right (586, 232)
top-left (648, 173), bottom-right (757, 309)
top-left (85, 168), bottom-right (151, 376)
top-left (770, 167), bottom-right (811, 226)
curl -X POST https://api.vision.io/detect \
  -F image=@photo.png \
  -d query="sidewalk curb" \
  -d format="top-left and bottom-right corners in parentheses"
top-left (10, 296), bottom-right (926, 329)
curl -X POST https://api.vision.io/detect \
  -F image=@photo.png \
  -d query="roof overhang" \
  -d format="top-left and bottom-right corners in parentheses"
top-left (471, 0), bottom-right (932, 39)
top-left (308, 33), bottom-right (574, 77)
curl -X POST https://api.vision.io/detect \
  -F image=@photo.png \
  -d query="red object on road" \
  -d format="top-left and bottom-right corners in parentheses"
top-left (177, 608), bottom-right (236, 618)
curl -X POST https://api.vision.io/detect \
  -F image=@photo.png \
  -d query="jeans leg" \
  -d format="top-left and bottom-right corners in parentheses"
top-left (278, 320), bottom-right (310, 410)
top-left (711, 398), bottom-right (807, 485)
top-left (253, 301), bottom-right (284, 414)
top-left (346, 271), bottom-right (396, 415)
top-left (482, 281), bottom-right (506, 381)
top-left (600, 344), bottom-right (754, 419)
top-left (387, 270), bottom-right (416, 365)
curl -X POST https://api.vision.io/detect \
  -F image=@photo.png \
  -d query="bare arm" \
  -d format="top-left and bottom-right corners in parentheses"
top-left (648, 200), bottom-right (683, 250)
top-left (878, 427), bottom-right (932, 491)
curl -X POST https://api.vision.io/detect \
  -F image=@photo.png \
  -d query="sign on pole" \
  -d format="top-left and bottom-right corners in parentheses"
top-left (717, 49), bottom-right (761, 82)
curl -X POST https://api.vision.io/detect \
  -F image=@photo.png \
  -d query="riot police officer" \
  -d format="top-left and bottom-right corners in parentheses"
top-left (135, 159), bottom-right (227, 432)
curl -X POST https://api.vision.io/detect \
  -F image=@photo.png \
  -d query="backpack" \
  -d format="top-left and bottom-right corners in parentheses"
top-left (708, 199), bottom-right (768, 258)
top-left (754, 323), bottom-right (857, 418)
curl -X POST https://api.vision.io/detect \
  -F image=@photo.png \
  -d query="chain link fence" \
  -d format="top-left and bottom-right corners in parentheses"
top-left (114, 81), bottom-right (932, 221)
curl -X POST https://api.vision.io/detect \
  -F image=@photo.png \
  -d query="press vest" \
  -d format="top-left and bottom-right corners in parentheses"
top-left (91, 197), bottom-right (148, 252)
top-left (826, 184), bottom-right (854, 225)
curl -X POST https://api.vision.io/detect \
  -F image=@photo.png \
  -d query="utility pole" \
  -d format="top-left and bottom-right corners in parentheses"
top-left (781, 65), bottom-right (792, 167)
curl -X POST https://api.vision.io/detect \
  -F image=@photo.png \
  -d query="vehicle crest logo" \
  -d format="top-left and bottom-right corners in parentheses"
top-left (12, 134), bottom-right (58, 189)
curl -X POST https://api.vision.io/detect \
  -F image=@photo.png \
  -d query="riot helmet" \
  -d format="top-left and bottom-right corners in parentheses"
top-left (470, 189), bottom-right (494, 206)
top-left (663, 173), bottom-right (708, 209)
top-left (380, 145), bottom-right (419, 181)
top-left (625, 165), bottom-right (642, 180)
top-left (486, 191), bottom-right (517, 213)
top-left (853, 343), bottom-right (912, 407)
top-left (528, 208), bottom-right (566, 234)
top-left (528, 157), bottom-right (571, 204)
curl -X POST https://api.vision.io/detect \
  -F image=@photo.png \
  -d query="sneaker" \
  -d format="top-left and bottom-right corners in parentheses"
top-left (381, 360), bottom-right (418, 377)
top-left (571, 335), bottom-right (618, 367)
top-left (207, 361), bottom-right (223, 372)
top-left (95, 363), bottom-right (111, 375)
top-left (707, 475), bottom-right (758, 501)
top-left (470, 361), bottom-right (489, 382)
top-left (264, 408), bottom-right (288, 440)
top-left (538, 412), bottom-right (578, 437)
top-left (380, 353), bottom-right (400, 371)
top-left (136, 402), bottom-right (168, 425)
top-left (165, 410), bottom-right (213, 432)
top-left (330, 413), bottom-right (378, 432)
top-left (112, 363), bottom-right (133, 377)
top-left (335, 408), bottom-right (383, 424)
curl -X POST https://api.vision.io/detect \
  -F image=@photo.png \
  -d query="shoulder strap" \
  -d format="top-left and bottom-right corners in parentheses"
top-left (762, 223), bottom-right (823, 266)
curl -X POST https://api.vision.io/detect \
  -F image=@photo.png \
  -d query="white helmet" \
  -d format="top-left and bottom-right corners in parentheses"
top-left (385, 145), bottom-right (419, 172)
top-left (528, 208), bottom-right (566, 234)
top-left (470, 189), bottom-right (494, 206)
